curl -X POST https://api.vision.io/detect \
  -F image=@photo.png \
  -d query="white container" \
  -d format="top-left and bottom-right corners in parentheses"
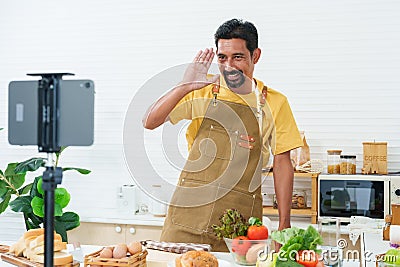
top-left (117, 184), bottom-right (137, 214)
top-left (150, 184), bottom-right (167, 217)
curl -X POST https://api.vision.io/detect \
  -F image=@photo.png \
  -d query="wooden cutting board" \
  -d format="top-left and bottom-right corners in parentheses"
top-left (1, 252), bottom-right (79, 267)
top-left (0, 245), bottom-right (10, 254)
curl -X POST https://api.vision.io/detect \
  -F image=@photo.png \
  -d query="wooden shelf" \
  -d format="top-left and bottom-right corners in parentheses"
top-left (262, 171), bottom-right (319, 179)
top-left (263, 206), bottom-right (317, 216)
top-left (262, 172), bottom-right (319, 224)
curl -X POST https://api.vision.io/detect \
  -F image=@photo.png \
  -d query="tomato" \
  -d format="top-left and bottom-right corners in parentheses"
top-left (247, 225), bottom-right (268, 240)
top-left (296, 250), bottom-right (319, 267)
top-left (231, 236), bottom-right (251, 256)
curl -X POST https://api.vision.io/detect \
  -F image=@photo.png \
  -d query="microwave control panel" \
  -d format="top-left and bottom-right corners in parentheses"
top-left (391, 176), bottom-right (400, 204)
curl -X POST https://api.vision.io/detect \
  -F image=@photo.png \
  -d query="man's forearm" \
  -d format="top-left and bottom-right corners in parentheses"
top-left (273, 151), bottom-right (294, 230)
top-left (142, 84), bottom-right (191, 130)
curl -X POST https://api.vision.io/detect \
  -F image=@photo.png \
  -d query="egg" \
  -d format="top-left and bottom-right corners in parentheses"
top-left (245, 243), bottom-right (267, 264)
top-left (113, 243), bottom-right (128, 259)
top-left (127, 241), bottom-right (142, 255)
top-left (99, 247), bottom-right (113, 258)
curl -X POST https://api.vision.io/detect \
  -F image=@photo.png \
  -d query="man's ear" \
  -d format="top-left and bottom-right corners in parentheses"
top-left (252, 48), bottom-right (261, 64)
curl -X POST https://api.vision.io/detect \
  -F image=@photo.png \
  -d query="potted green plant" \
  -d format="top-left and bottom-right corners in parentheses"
top-left (0, 137), bottom-right (90, 242)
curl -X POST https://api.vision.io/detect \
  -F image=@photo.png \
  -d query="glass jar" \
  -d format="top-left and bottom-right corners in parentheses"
top-left (340, 155), bottom-right (356, 174)
top-left (273, 190), bottom-right (307, 209)
top-left (327, 150), bottom-right (342, 174)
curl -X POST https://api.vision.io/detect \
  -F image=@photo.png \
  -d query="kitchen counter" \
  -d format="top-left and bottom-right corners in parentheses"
top-left (0, 244), bottom-right (361, 267)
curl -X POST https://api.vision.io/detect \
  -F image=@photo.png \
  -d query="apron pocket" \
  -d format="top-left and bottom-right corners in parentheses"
top-left (171, 182), bottom-right (263, 234)
top-left (204, 124), bottom-right (238, 160)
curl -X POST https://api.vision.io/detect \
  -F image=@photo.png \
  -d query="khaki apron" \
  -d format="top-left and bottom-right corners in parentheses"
top-left (160, 86), bottom-right (267, 252)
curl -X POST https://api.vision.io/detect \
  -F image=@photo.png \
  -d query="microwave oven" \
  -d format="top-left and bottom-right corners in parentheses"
top-left (318, 174), bottom-right (400, 222)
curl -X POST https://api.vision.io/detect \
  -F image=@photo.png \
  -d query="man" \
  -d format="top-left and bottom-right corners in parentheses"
top-left (143, 18), bottom-right (303, 251)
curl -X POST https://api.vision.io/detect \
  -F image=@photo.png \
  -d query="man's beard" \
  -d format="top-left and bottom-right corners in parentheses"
top-left (223, 69), bottom-right (245, 89)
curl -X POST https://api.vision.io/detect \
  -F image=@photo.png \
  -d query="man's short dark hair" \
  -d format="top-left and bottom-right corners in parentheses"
top-left (214, 18), bottom-right (258, 55)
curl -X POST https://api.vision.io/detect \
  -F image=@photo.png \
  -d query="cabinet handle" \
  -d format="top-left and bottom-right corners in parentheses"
top-left (129, 227), bottom-right (136, 234)
top-left (115, 226), bottom-right (122, 233)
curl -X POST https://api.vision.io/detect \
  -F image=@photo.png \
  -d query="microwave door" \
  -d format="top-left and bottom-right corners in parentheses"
top-left (319, 179), bottom-right (384, 219)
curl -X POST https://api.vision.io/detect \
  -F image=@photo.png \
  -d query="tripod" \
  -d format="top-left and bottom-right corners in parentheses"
top-left (28, 72), bottom-right (74, 267)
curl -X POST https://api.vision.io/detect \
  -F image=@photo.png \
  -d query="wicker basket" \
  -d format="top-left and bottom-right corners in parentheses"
top-left (84, 248), bottom-right (148, 267)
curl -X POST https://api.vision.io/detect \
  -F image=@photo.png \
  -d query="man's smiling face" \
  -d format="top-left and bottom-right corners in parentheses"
top-left (216, 38), bottom-right (260, 91)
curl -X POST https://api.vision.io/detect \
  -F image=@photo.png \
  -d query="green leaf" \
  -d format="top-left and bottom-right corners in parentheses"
top-left (18, 183), bottom-right (33, 195)
top-left (55, 147), bottom-right (68, 159)
top-left (62, 167), bottom-right (91, 175)
top-left (55, 188), bottom-right (70, 208)
top-left (55, 211), bottom-right (80, 242)
top-left (57, 211), bottom-right (80, 231)
top-left (0, 194), bottom-right (11, 213)
top-left (31, 196), bottom-right (44, 217)
top-left (54, 219), bottom-right (67, 242)
top-left (37, 178), bottom-right (44, 196)
top-left (30, 177), bottom-right (43, 198)
top-left (0, 128), bottom-right (3, 131)
top-left (9, 196), bottom-right (33, 213)
top-left (15, 158), bottom-right (45, 173)
top-left (0, 180), bottom-right (9, 197)
top-left (276, 259), bottom-right (304, 267)
top-left (54, 203), bottom-right (63, 217)
top-left (24, 211), bottom-right (43, 229)
top-left (5, 163), bottom-right (26, 191)
top-left (24, 212), bottom-right (43, 229)
top-left (248, 216), bottom-right (262, 226)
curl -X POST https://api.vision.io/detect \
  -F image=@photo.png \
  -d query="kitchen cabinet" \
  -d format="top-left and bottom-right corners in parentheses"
top-left (67, 222), bottom-right (162, 245)
top-left (262, 172), bottom-right (319, 224)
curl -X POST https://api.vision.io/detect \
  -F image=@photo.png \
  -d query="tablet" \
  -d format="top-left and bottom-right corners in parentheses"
top-left (8, 79), bottom-right (94, 146)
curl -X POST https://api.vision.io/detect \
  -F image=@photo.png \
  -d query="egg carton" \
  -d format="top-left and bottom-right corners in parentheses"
top-left (84, 248), bottom-right (147, 267)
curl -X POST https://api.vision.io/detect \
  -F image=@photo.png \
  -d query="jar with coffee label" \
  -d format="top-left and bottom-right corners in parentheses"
top-left (327, 150), bottom-right (342, 174)
top-left (340, 155), bottom-right (356, 174)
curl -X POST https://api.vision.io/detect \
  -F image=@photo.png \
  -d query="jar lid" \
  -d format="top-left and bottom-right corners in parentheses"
top-left (327, 149), bottom-right (342, 154)
top-left (340, 155), bottom-right (356, 159)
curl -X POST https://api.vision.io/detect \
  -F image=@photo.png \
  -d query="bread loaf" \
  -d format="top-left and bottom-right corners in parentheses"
top-left (9, 228), bottom-right (72, 265)
top-left (28, 250), bottom-right (73, 265)
top-left (10, 228), bottom-right (45, 257)
top-left (175, 251), bottom-right (218, 267)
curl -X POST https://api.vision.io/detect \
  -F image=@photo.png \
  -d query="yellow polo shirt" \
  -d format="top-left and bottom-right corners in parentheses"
top-left (169, 77), bottom-right (303, 167)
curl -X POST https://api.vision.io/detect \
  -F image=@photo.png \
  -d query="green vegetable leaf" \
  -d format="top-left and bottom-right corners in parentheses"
top-left (276, 258), bottom-right (304, 267)
top-left (15, 158), bottom-right (45, 173)
top-left (271, 227), bottom-right (304, 245)
top-left (62, 167), bottom-right (91, 175)
top-left (212, 209), bottom-right (249, 239)
top-left (9, 196), bottom-right (33, 213)
top-left (31, 196), bottom-right (44, 217)
top-left (55, 188), bottom-right (70, 208)
top-left (303, 225), bottom-right (323, 251)
top-left (249, 216), bottom-right (263, 226)
top-left (272, 226), bottom-right (323, 262)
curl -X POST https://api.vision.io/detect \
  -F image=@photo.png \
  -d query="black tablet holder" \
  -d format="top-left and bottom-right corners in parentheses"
top-left (27, 72), bottom-right (74, 267)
